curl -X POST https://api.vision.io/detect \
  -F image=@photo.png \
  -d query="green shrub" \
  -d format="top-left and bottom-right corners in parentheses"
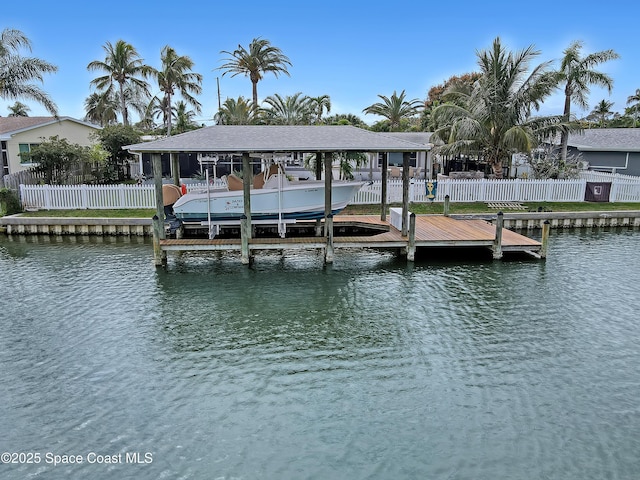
top-left (0, 188), bottom-right (22, 216)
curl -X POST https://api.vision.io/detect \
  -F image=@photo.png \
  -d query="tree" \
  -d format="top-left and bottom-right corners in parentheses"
top-left (84, 91), bottom-right (119, 126)
top-left (626, 88), bottom-right (640, 128)
top-left (87, 40), bottom-right (153, 126)
top-left (215, 96), bottom-right (257, 125)
top-left (590, 99), bottom-right (614, 127)
top-left (0, 28), bottom-right (58, 115)
top-left (262, 92), bottom-right (312, 125)
top-left (152, 45), bottom-right (202, 135)
top-left (7, 101), bottom-right (30, 116)
top-left (324, 113), bottom-right (367, 128)
top-left (219, 37), bottom-right (291, 106)
top-left (173, 100), bottom-right (200, 133)
top-left (557, 40), bottom-right (619, 160)
top-left (431, 37), bottom-right (571, 178)
top-left (92, 124), bottom-right (141, 181)
top-left (362, 90), bottom-right (422, 131)
top-left (25, 136), bottom-right (89, 184)
top-left (309, 95), bottom-right (331, 124)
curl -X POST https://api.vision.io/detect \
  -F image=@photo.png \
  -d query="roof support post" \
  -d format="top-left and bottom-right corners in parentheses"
top-left (324, 152), bottom-right (333, 237)
top-left (171, 153), bottom-right (180, 186)
top-left (315, 151), bottom-right (322, 180)
top-left (152, 153), bottom-right (166, 266)
top-left (401, 152), bottom-right (410, 236)
top-left (241, 152), bottom-right (252, 265)
top-left (381, 152), bottom-right (388, 222)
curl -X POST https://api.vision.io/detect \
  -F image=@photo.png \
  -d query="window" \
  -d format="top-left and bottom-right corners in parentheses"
top-left (19, 143), bottom-right (40, 163)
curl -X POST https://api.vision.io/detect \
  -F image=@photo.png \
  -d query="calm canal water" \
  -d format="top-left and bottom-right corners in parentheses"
top-left (1, 229), bottom-right (639, 479)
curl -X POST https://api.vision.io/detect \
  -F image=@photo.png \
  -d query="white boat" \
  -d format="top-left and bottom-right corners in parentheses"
top-left (171, 169), bottom-right (366, 224)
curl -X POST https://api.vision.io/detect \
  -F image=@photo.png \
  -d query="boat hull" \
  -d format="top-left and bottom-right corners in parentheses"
top-left (172, 181), bottom-right (365, 222)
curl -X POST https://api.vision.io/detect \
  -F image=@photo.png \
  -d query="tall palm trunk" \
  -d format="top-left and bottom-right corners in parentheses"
top-left (560, 88), bottom-right (572, 161)
top-left (119, 82), bottom-right (129, 126)
top-left (165, 92), bottom-right (172, 136)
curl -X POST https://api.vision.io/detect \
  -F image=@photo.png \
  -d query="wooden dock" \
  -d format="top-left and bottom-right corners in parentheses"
top-left (159, 214), bottom-right (543, 259)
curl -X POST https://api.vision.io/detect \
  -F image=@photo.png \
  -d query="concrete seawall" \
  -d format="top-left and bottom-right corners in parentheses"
top-left (451, 211), bottom-right (640, 230)
top-left (1, 211), bottom-right (640, 237)
top-left (0, 216), bottom-right (153, 236)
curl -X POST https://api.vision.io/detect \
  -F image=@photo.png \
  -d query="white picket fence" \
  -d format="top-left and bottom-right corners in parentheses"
top-left (18, 172), bottom-right (640, 210)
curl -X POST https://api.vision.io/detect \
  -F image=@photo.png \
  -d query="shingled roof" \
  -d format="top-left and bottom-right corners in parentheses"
top-left (0, 116), bottom-right (99, 137)
top-left (568, 128), bottom-right (640, 152)
top-left (124, 125), bottom-right (431, 154)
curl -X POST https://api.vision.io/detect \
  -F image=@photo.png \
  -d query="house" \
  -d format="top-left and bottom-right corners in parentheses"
top-left (567, 128), bottom-right (640, 176)
top-left (0, 116), bottom-right (100, 176)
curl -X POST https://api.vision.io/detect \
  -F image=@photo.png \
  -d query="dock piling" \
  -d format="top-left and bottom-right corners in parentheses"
top-left (407, 213), bottom-right (416, 262)
top-left (540, 220), bottom-right (550, 259)
top-left (492, 211), bottom-right (504, 260)
top-left (444, 195), bottom-right (450, 217)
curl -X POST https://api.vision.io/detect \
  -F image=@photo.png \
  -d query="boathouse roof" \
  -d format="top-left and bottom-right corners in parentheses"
top-left (124, 125), bottom-right (432, 154)
top-left (567, 128), bottom-right (640, 152)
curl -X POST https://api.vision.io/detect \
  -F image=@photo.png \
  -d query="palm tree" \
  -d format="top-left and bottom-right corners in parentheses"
top-left (557, 40), bottom-right (619, 160)
top-left (152, 45), bottom-right (203, 135)
top-left (262, 92), bottom-right (313, 125)
top-left (173, 100), bottom-right (198, 133)
top-left (431, 37), bottom-right (571, 179)
top-left (362, 90), bottom-right (422, 131)
top-left (219, 38), bottom-right (292, 106)
top-left (87, 40), bottom-right (153, 126)
top-left (0, 28), bottom-right (58, 115)
top-left (84, 91), bottom-right (119, 126)
top-left (626, 89), bottom-right (640, 128)
top-left (309, 95), bottom-right (331, 124)
top-left (7, 101), bottom-right (30, 116)
top-left (214, 96), bottom-right (257, 125)
top-left (590, 99), bottom-right (614, 127)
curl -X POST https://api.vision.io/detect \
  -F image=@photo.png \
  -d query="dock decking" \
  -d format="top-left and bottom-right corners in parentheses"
top-left (159, 214), bottom-right (542, 257)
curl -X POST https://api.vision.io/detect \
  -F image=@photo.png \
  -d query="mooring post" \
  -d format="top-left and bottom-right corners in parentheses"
top-left (152, 153), bottom-right (167, 267)
top-left (401, 152), bottom-right (410, 236)
top-left (152, 215), bottom-right (166, 267)
top-left (493, 211), bottom-right (504, 260)
top-left (241, 214), bottom-right (250, 265)
top-left (381, 152), bottom-right (388, 222)
top-left (407, 212), bottom-right (416, 262)
top-left (540, 219), bottom-right (550, 259)
top-left (444, 195), bottom-right (450, 217)
top-left (325, 214), bottom-right (334, 264)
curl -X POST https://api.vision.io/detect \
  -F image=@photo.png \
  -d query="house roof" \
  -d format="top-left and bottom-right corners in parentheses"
top-left (378, 131), bottom-right (439, 146)
top-left (0, 116), bottom-right (100, 138)
top-left (568, 128), bottom-right (640, 152)
top-left (124, 125), bottom-right (432, 154)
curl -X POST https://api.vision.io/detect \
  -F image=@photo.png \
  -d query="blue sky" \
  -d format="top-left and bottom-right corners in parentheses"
top-left (3, 0), bottom-right (639, 125)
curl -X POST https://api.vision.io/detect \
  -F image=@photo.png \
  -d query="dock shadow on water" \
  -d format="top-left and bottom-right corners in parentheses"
top-left (1, 230), bottom-right (640, 479)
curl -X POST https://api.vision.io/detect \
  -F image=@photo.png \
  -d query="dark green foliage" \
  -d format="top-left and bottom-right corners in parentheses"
top-left (26, 136), bottom-right (90, 184)
top-left (92, 125), bottom-right (141, 181)
top-left (0, 187), bottom-right (22, 215)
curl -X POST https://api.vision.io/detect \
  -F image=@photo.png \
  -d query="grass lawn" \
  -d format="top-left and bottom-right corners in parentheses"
top-left (8, 202), bottom-right (640, 218)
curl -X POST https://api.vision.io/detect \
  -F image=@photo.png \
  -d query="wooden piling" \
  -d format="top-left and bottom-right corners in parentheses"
top-left (401, 152), bottom-right (410, 236)
top-left (152, 153), bottom-right (167, 266)
top-left (540, 220), bottom-right (550, 259)
top-left (407, 213), bottom-right (416, 262)
top-left (492, 211), bottom-right (504, 259)
top-left (152, 215), bottom-right (166, 267)
top-left (381, 152), bottom-right (388, 222)
top-left (241, 153), bottom-right (252, 265)
top-left (325, 214), bottom-right (334, 264)
top-left (444, 195), bottom-right (450, 217)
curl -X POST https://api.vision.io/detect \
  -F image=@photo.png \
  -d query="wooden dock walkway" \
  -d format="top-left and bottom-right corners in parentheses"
top-left (159, 214), bottom-right (542, 257)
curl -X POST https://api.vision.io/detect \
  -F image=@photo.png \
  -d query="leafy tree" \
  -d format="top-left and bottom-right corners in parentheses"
top-left (7, 101), bottom-right (30, 116)
top-left (362, 90), bottom-right (422, 131)
top-left (92, 124), bottom-right (141, 181)
top-left (426, 73), bottom-right (482, 109)
top-left (262, 92), bottom-right (312, 125)
top-left (87, 40), bottom-right (153, 126)
top-left (626, 88), bottom-right (640, 128)
top-left (219, 37), bottom-right (292, 106)
top-left (0, 187), bottom-right (22, 215)
top-left (151, 45), bottom-right (202, 135)
top-left (214, 96), bottom-right (257, 125)
top-left (0, 28), bottom-right (58, 115)
top-left (24, 136), bottom-right (89, 184)
top-left (431, 37), bottom-right (571, 178)
top-left (557, 40), bottom-right (619, 159)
